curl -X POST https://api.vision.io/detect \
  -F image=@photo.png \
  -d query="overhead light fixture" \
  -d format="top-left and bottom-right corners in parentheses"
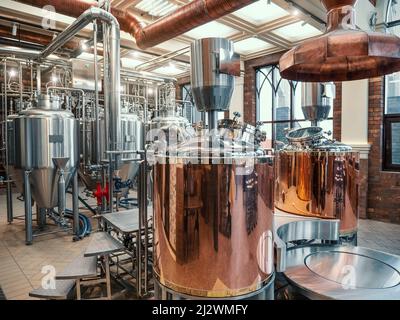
top-left (8, 69), bottom-right (17, 78)
top-left (81, 41), bottom-right (88, 51)
top-left (51, 74), bottom-right (58, 83)
top-left (279, 0), bottom-right (400, 82)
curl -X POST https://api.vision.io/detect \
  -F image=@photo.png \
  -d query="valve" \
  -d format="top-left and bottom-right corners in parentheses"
top-left (93, 182), bottom-right (109, 206)
top-left (114, 178), bottom-right (133, 192)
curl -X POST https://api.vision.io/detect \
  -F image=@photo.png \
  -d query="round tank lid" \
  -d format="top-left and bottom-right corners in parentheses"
top-left (305, 251), bottom-right (400, 289)
top-left (286, 127), bottom-right (324, 143)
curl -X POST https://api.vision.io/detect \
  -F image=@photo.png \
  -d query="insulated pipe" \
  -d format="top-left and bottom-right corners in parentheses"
top-left (38, 7), bottom-right (121, 163)
top-left (16, 0), bottom-right (257, 49)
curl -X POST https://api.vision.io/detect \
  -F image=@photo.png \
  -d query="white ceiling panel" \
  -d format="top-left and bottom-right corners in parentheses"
top-left (152, 63), bottom-right (187, 76)
top-left (135, 0), bottom-right (178, 17)
top-left (184, 21), bottom-right (238, 39)
top-left (234, 37), bottom-right (274, 55)
top-left (155, 39), bottom-right (189, 52)
top-left (272, 21), bottom-right (322, 42)
top-left (232, 0), bottom-right (289, 26)
top-left (121, 57), bottom-right (145, 69)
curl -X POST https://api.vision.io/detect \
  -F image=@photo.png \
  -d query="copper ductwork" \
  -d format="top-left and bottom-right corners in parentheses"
top-left (280, 0), bottom-right (400, 82)
top-left (16, 0), bottom-right (257, 49)
top-left (0, 25), bottom-right (77, 50)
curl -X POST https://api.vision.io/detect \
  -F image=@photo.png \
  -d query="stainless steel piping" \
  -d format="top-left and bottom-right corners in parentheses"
top-left (18, 62), bottom-right (23, 107)
top-left (38, 7), bottom-right (122, 169)
top-left (93, 20), bottom-right (101, 165)
top-left (36, 64), bottom-right (41, 95)
top-left (3, 59), bottom-right (13, 224)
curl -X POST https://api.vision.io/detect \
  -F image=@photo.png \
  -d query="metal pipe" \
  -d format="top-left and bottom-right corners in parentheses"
top-left (57, 168), bottom-right (66, 219)
top-left (24, 170), bottom-right (33, 245)
top-left (140, 153), bottom-right (148, 295)
top-left (36, 63), bottom-right (41, 95)
top-left (72, 171), bottom-right (80, 240)
top-left (93, 20), bottom-right (101, 165)
top-left (0, 47), bottom-right (40, 58)
top-left (207, 111), bottom-right (218, 130)
top-left (19, 62), bottom-right (23, 105)
top-left (4, 60), bottom-right (13, 224)
top-left (137, 159), bottom-right (145, 296)
top-left (30, 62), bottom-right (33, 94)
top-left (46, 86), bottom-right (84, 96)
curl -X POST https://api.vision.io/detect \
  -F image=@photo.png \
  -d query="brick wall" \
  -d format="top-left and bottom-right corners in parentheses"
top-left (367, 77), bottom-right (400, 223)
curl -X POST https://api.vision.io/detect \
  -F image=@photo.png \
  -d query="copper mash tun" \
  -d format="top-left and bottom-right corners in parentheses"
top-left (153, 38), bottom-right (276, 299)
top-left (275, 83), bottom-right (360, 241)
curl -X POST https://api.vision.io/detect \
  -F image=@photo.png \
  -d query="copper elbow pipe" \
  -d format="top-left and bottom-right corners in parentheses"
top-left (15, 0), bottom-right (257, 49)
top-left (133, 0), bottom-right (257, 49)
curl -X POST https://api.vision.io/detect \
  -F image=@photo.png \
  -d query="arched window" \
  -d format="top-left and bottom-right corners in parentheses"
top-left (256, 65), bottom-right (333, 149)
top-left (384, 0), bottom-right (400, 170)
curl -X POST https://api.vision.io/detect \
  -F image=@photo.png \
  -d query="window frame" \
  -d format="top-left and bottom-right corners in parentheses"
top-left (383, 0), bottom-right (400, 171)
top-left (255, 64), bottom-right (333, 147)
top-left (383, 113), bottom-right (400, 171)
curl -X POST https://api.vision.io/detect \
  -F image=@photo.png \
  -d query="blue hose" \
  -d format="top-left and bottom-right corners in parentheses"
top-left (53, 209), bottom-right (92, 238)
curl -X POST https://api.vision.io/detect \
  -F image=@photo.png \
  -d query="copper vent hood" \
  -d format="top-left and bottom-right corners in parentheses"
top-left (279, 0), bottom-right (400, 82)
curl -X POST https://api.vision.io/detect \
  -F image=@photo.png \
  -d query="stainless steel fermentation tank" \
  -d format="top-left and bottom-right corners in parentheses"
top-left (153, 38), bottom-right (276, 299)
top-left (275, 83), bottom-right (360, 239)
top-left (8, 94), bottom-right (79, 209)
top-left (80, 103), bottom-right (144, 190)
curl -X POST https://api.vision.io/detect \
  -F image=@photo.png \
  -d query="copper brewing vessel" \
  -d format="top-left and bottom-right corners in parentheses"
top-left (275, 129), bottom-right (359, 236)
top-left (153, 154), bottom-right (275, 298)
top-left (279, 0), bottom-right (400, 82)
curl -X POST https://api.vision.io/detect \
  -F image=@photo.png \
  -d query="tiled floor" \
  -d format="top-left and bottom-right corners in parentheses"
top-left (1, 190), bottom-right (400, 300)
top-left (0, 190), bottom-right (93, 300)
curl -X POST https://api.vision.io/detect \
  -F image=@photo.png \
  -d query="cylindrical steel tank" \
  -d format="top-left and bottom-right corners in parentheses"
top-left (191, 38), bottom-right (235, 113)
top-left (275, 127), bottom-right (360, 237)
top-left (9, 94), bottom-right (79, 209)
top-left (149, 105), bottom-right (195, 145)
top-left (153, 135), bottom-right (275, 299)
top-left (79, 103), bottom-right (144, 190)
top-left (301, 82), bottom-right (335, 126)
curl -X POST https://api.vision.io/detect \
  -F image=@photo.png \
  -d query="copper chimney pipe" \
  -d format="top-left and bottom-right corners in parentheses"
top-left (279, 0), bottom-right (400, 82)
top-left (15, 0), bottom-right (257, 49)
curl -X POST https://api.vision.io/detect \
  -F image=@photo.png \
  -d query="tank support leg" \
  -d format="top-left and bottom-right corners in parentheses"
top-left (6, 180), bottom-right (13, 223)
top-left (72, 171), bottom-right (80, 241)
top-left (24, 170), bottom-right (33, 245)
